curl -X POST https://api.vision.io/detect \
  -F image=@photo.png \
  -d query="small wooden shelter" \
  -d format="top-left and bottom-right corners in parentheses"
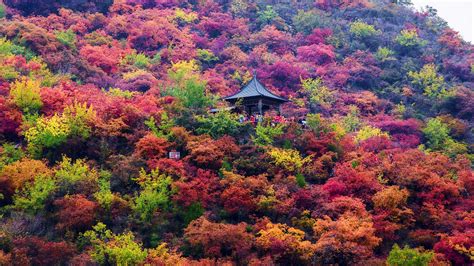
top-left (223, 74), bottom-right (289, 115)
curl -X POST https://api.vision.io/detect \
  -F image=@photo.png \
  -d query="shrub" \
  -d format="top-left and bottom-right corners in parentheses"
top-left (355, 125), bottom-right (389, 144)
top-left (349, 21), bottom-right (379, 39)
top-left (13, 175), bottom-right (56, 214)
top-left (24, 114), bottom-right (70, 157)
top-left (387, 244), bottom-right (434, 266)
top-left (9, 78), bottom-right (43, 113)
top-left (253, 123), bottom-right (284, 146)
top-left (395, 29), bottom-right (426, 48)
top-left (83, 223), bottom-right (148, 265)
top-left (408, 64), bottom-right (448, 99)
top-left (196, 111), bottom-right (241, 138)
top-left (301, 77), bottom-right (334, 109)
top-left (55, 29), bottom-right (76, 49)
top-left (133, 169), bottom-right (172, 222)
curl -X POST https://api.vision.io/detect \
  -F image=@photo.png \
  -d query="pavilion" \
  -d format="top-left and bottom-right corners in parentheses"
top-left (223, 74), bottom-right (289, 115)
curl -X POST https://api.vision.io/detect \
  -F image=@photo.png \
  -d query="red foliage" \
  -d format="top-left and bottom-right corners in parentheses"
top-left (135, 134), bottom-right (170, 162)
top-left (173, 169), bottom-right (221, 207)
top-left (12, 237), bottom-right (76, 265)
top-left (323, 163), bottom-right (382, 202)
top-left (297, 44), bottom-right (335, 65)
top-left (220, 186), bottom-right (256, 215)
top-left (0, 97), bottom-right (22, 136)
top-left (54, 194), bottom-right (98, 231)
top-left (434, 231), bottom-right (474, 265)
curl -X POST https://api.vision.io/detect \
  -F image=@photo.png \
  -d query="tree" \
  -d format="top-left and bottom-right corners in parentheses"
top-left (408, 64), bottom-right (448, 99)
top-left (0, 3), bottom-right (5, 18)
top-left (184, 217), bottom-right (254, 260)
top-left (387, 244), bottom-right (434, 266)
top-left (300, 77), bottom-right (334, 110)
top-left (313, 213), bottom-right (381, 264)
top-left (133, 169), bottom-right (172, 222)
top-left (9, 78), bottom-right (42, 113)
top-left (267, 148), bottom-right (312, 173)
top-left (196, 111), bottom-right (242, 138)
top-left (83, 223), bottom-right (148, 265)
top-left (13, 175), bottom-right (56, 214)
top-left (422, 117), bottom-right (467, 157)
top-left (253, 123), bottom-right (284, 146)
top-left (54, 194), bottom-right (98, 232)
top-left (349, 21), bottom-right (379, 39)
top-left (256, 221), bottom-right (315, 263)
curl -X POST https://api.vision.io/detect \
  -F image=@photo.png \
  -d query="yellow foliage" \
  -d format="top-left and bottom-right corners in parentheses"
top-left (9, 77), bottom-right (42, 113)
top-left (355, 125), bottom-right (389, 144)
top-left (268, 148), bottom-right (313, 172)
top-left (168, 60), bottom-right (200, 84)
top-left (257, 221), bottom-right (315, 262)
top-left (372, 186), bottom-right (409, 210)
top-left (122, 69), bottom-right (149, 81)
top-left (173, 8), bottom-right (198, 24)
top-left (0, 158), bottom-right (51, 190)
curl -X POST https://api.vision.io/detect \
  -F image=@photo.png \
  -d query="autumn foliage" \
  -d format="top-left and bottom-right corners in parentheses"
top-left (0, 0), bottom-right (472, 265)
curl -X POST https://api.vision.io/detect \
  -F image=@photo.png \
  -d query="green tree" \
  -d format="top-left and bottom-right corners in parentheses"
top-left (10, 78), bottom-right (43, 113)
top-left (257, 6), bottom-right (278, 26)
top-left (13, 175), bottom-right (57, 214)
top-left (422, 117), bottom-right (467, 157)
top-left (387, 244), bottom-right (434, 266)
top-left (167, 61), bottom-right (213, 111)
top-left (395, 29), bottom-right (426, 48)
top-left (145, 112), bottom-right (175, 140)
top-left (133, 169), bottom-right (172, 222)
top-left (55, 29), bottom-right (77, 49)
top-left (408, 64), bottom-right (449, 99)
top-left (349, 21), bottom-right (380, 39)
top-left (197, 49), bottom-right (218, 64)
top-left (25, 114), bottom-right (70, 157)
top-left (83, 223), bottom-right (148, 265)
top-left (355, 125), bottom-right (389, 144)
top-left (342, 105), bottom-right (361, 133)
top-left (0, 3), bottom-right (5, 18)
top-left (196, 111), bottom-right (241, 138)
top-left (375, 47), bottom-right (396, 62)
top-left (301, 77), bottom-right (334, 109)
top-left (253, 123), bottom-right (284, 146)
top-left (293, 9), bottom-right (330, 35)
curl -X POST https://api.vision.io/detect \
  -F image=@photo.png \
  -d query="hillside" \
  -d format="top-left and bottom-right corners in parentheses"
top-left (0, 0), bottom-right (473, 265)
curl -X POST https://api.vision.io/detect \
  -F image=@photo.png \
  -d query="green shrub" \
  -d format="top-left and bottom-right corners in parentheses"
top-left (395, 29), bottom-right (426, 48)
top-left (13, 175), bottom-right (56, 214)
top-left (55, 29), bottom-right (77, 49)
top-left (133, 169), bottom-right (172, 222)
top-left (196, 111), bottom-right (241, 138)
top-left (408, 64), bottom-right (449, 99)
top-left (350, 21), bottom-right (379, 39)
top-left (387, 244), bottom-right (434, 266)
top-left (253, 123), bottom-right (284, 146)
top-left (83, 223), bottom-right (148, 265)
top-left (9, 78), bottom-right (43, 113)
top-left (0, 3), bottom-right (6, 19)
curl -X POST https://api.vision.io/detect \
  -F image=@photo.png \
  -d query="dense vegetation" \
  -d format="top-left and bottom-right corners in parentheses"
top-left (0, 0), bottom-right (473, 265)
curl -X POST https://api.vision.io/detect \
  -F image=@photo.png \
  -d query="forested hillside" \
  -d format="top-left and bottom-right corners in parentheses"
top-left (0, 0), bottom-right (473, 265)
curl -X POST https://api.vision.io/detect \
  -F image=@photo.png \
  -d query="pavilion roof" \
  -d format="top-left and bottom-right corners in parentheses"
top-left (223, 75), bottom-right (289, 102)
